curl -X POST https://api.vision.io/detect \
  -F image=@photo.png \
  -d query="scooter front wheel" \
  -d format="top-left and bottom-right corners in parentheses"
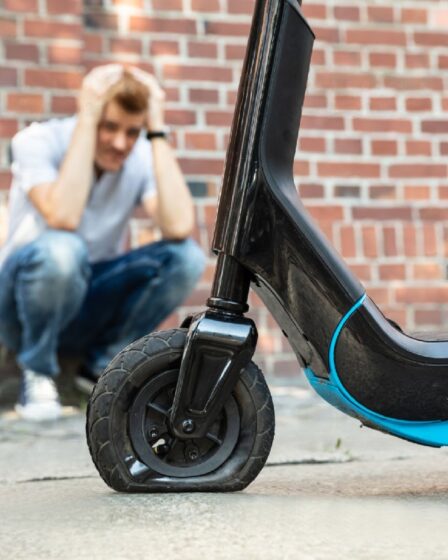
top-left (86, 328), bottom-right (275, 492)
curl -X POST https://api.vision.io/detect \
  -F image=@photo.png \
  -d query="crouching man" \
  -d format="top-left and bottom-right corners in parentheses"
top-left (0, 64), bottom-right (205, 421)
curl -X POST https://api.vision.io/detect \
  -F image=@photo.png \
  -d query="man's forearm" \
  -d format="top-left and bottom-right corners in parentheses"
top-left (151, 138), bottom-right (194, 239)
top-left (47, 115), bottom-right (97, 230)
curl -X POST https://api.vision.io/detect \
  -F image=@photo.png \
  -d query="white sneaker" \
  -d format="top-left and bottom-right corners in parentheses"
top-left (15, 369), bottom-right (62, 421)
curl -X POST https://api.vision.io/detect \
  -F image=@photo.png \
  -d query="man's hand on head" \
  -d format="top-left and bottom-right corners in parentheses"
top-left (129, 67), bottom-right (166, 131)
top-left (79, 64), bottom-right (124, 124)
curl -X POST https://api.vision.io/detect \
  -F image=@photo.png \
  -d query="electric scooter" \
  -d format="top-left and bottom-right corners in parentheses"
top-left (86, 0), bottom-right (448, 492)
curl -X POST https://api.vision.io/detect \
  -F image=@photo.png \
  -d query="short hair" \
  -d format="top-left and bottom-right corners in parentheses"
top-left (107, 70), bottom-right (149, 114)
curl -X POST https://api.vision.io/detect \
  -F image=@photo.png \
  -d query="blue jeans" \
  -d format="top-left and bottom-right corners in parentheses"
top-left (0, 230), bottom-right (205, 377)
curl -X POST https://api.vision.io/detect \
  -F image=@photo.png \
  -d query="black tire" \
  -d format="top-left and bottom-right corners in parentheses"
top-left (86, 328), bottom-right (275, 492)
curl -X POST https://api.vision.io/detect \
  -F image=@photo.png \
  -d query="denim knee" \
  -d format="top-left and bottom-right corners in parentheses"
top-left (164, 238), bottom-right (206, 288)
top-left (18, 230), bottom-right (90, 310)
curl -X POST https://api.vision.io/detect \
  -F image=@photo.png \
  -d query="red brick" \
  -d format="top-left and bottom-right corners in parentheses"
top-left (347, 29), bottom-right (406, 46)
top-left (316, 72), bottom-right (376, 89)
top-left (406, 97), bottom-right (432, 112)
top-left (299, 183), bottom-right (324, 198)
top-left (383, 226), bottom-right (398, 256)
top-left (83, 33), bottom-right (103, 54)
top-left (51, 95), bottom-right (77, 114)
top-left (301, 115), bottom-right (344, 131)
top-left (292, 161), bottom-right (310, 176)
top-left (110, 38), bottom-right (142, 55)
top-left (415, 32), bottom-right (448, 47)
top-left (0, 18), bottom-right (17, 38)
top-left (0, 119), bottom-right (18, 139)
top-left (441, 143), bottom-right (448, 156)
top-left (25, 69), bottom-right (82, 89)
top-left (333, 51), bottom-right (361, 67)
top-left (334, 138), bottom-right (362, 155)
top-left (4, 0), bottom-right (38, 12)
top-left (302, 4), bottom-right (327, 19)
top-left (369, 52), bottom-right (397, 68)
top-left (0, 171), bottom-right (13, 189)
top-left (150, 40), bottom-right (180, 56)
top-left (369, 185), bottom-right (396, 199)
top-left (368, 6), bottom-right (394, 23)
top-left (415, 309), bottom-right (442, 326)
top-left (403, 225), bottom-right (418, 257)
top-left (420, 208), bottom-right (448, 220)
top-left (404, 185), bottom-right (430, 200)
top-left (387, 75), bottom-right (444, 91)
top-left (307, 205), bottom-right (344, 222)
top-left (313, 26), bottom-right (340, 43)
top-left (7, 93), bottom-right (44, 114)
top-left (84, 13), bottom-right (118, 31)
top-left (334, 95), bottom-right (361, 111)
top-left (185, 132), bottom-right (217, 151)
top-left (311, 49), bottom-right (326, 66)
top-left (48, 44), bottom-right (83, 65)
top-left (405, 53), bottom-right (430, 68)
top-left (422, 225), bottom-right (437, 256)
top-left (369, 97), bottom-right (396, 111)
top-left (318, 162), bottom-right (380, 178)
top-left (354, 118), bottom-right (411, 134)
top-left (371, 140), bottom-right (398, 156)
top-left (192, 0), bottom-right (220, 11)
top-left (130, 16), bottom-right (196, 34)
top-left (24, 19), bottom-right (81, 40)
top-left (413, 264), bottom-right (442, 281)
top-left (439, 55), bottom-right (448, 69)
top-left (0, 67), bottom-right (17, 87)
top-left (340, 226), bottom-right (356, 257)
top-left (421, 120), bottom-right (448, 134)
top-left (353, 207), bottom-right (412, 221)
top-left (438, 185), bottom-right (448, 198)
top-left (4, 42), bottom-right (39, 62)
top-left (189, 88), bottom-right (219, 104)
top-left (401, 8), bottom-right (427, 25)
top-left (225, 44), bottom-right (246, 60)
top-left (334, 6), bottom-right (360, 21)
top-left (379, 264), bottom-right (406, 281)
top-left (204, 21), bottom-right (250, 37)
top-left (303, 94), bottom-right (327, 109)
top-left (205, 111), bottom-right (233, 127)
top-left (188, 41), bottom-right (218, 59)
top-left (362, 226), bottom-right (378, 258)
top-left (46, 0), bottom-right (82, 14)
top-left (179, 158), bottom-right (224, 175)
top-left (227, 0), bottom-right (254, 14)
top-left (348, 264), bottom-right (371, 282)
top-left (152, 0), bottom-right (183, 10)
top-left (405, 141), bottom-right (432, 157)
top-left (396, 287), bottom-right (448, 304)
top-left (390, 165), bottom-right (447, 179)
top-left (164, 64), bottom-right (232, 82)
top-left (299, 137), bottom-right (326, 153)
top-left (165, 110), bottom-right (197, 126)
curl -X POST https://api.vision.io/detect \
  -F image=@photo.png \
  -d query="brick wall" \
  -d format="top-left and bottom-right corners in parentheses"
top-left (1, 0), bottom-right (448, 381)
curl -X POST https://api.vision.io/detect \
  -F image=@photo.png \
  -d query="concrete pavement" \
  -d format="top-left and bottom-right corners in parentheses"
top-left (1, 381), bottom-right (448, 559)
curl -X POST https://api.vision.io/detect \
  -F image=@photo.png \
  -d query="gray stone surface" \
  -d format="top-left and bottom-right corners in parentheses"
top-left (1, 385), bottom-right (448, 559)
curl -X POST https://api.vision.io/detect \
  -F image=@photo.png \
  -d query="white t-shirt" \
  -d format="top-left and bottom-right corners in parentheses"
top-left (0, 116), bottom-right (157, 266)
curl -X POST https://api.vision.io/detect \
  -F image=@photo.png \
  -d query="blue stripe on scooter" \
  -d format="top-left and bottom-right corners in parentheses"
top-left (304, 294), bottom-right (448, 447)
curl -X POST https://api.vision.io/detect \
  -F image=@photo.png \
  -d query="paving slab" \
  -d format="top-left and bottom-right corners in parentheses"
top-left (1, 384), bottom-right (448, 559)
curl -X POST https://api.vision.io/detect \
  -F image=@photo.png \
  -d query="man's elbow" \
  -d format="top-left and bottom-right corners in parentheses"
top-left (162, 222), bottom-right (194, 241)
top-left (45, 213), bottom-right (80, 231)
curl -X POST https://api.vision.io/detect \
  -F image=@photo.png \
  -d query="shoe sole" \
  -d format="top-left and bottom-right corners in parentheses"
top-left (15, 403), bottom-right (62, 421)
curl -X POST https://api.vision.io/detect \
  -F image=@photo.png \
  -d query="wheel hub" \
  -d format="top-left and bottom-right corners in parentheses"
top-left (129, 370), bottom-right (240, 477)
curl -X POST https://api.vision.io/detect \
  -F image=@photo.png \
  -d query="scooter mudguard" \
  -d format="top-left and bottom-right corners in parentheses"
top-left (212, 0), bottom-right (448, 446)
